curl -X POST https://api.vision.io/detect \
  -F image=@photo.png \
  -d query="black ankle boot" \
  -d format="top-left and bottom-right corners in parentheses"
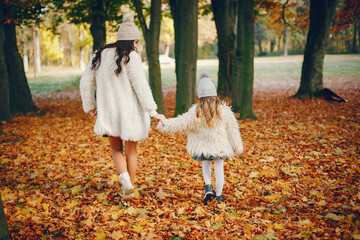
top-left (203, 184), bottom-right (215, 204)
top-left (216, 195), bottom-right (225, 204)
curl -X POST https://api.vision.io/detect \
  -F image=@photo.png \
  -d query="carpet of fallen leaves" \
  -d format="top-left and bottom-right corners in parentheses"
top-left (1, 82), bottom-right (360, 240)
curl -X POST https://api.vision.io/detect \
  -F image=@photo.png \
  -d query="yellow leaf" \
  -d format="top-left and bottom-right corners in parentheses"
top-left (244, 224), bottom-right (252, 234)
top-left (110, 230), bottom-right (123, 240)
top-left (297, 219), bottom-right (311, 225)
top-left (60, 149), bottom-right (67, 155)
top-left (132, 225), bottom-right (143, 233)
top-left (54, 159), bottom-right (62, 164)
top-left (94, 231), bottom-right (106, 240)
top-left (214, 214), bottom-right (222, 222)
top-left (43, 203), bottom-right (49, 211)
top-left (82, 218), bottom-right (93, 227)
top-left (265, 193), bottom-right (281, 201)
top-left (134, 189), bottom-right (140, 197)
top-left (1, 188), bottom-right (17, 201)
top-left (352, 234), bottom-right (360, 240)
top-left (230, 177), bottom-right (239, 183)
top-left (318, 200), bottom-right (327, 206)
top-left (110, 174), bottom-right (119, 182)
top-left (71, 185), bottom-right (82, 195)
top-left (213, 222), bottom-right (223, 231)
top-left (325, 213), bottom-right (344, 221)
top-left (125, 207), bottom-right (138, 215)
top-left (119, 221), bottom-right (128, 226)
top-left (274, 223), bottom-right (285, 229)
top-left (65, 200), bottom-right (78, 209)
top-left (249, 172), bottom-right (259, 178)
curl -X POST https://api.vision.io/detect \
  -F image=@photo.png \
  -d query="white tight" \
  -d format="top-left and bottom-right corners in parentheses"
top-left (202, 159), bottom-right (224, 197)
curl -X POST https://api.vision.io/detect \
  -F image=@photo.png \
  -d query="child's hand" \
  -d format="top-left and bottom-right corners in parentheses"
top-left (153, 114), bottom-right (166, 125)
top-left (90, 109), bottom-right (97, 119)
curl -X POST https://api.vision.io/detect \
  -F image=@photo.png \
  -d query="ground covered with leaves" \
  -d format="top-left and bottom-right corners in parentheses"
top-left (1, 82), bottom-right (359, 239)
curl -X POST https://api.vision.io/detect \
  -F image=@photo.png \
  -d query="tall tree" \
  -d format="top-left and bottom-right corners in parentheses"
top-left (232, 0), bottom-right (257, 120)
top-left (133, 0), bottom-right (165, 115)
top-left (0, 0), bottom-right (10, 122)
top-left (4, 3), bottom-right (37, 114)
top-left (89, 0), bottom-right (106, 51)
top-left (211, 0), bottom-right (237, 98)
top-left (169, 0), bottom-right (198, 116)
top-left (55, 0), bottom-right (126, 52)
top-left (294, 0), bottom-right (338, 99)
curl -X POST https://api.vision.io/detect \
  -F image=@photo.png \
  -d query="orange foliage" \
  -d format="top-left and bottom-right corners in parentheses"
top-left (0, 85), bottom-right (359, 239)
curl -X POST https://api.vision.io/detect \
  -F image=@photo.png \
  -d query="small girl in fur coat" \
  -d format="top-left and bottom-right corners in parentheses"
top-left (157, 71), bottom-right (243, 204)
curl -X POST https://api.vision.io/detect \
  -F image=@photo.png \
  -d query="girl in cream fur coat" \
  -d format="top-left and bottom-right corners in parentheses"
top-left (157, 71), bottom-right (243, 204)
top-left (80, 13), bottom-right (165, 201)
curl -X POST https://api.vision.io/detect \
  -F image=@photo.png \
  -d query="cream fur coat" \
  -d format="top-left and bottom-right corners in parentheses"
top-left (80, 49), bottom-right (157, 141)
top-left (157, 104), bottom-right (243, 158)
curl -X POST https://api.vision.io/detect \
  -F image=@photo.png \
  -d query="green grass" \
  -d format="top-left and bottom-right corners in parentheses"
top-left (27, 54), bottom-right (360, 94)
top-left (149, 54), bottom-right (360, 85)
top-left (28, 75), bottom-right (81, 95)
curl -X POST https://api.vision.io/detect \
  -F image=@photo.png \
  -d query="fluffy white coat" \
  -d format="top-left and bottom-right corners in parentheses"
top-left (157, 104), bottom-right (243, 158)
top-left (80, 49), bottom-right (157, 141)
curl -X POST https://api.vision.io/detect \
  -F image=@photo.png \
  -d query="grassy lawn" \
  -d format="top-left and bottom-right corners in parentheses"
top-left (27, 54), bottom-right (360, 94)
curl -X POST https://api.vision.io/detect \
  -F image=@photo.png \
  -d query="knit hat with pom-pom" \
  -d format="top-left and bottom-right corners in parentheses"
top-left (197, 71), bottom-right (217, 98)
top-left (116, 13), bottom-right (141, 41)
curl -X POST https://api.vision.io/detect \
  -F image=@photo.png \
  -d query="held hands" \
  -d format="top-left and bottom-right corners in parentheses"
top-left (153, 114), bottom-right (166, 125)
top-left (89, 109), bottom-right (97, 119)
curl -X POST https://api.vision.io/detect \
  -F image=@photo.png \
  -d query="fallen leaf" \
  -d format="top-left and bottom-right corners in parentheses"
top-left (156, 188), bottom-right (169, 200)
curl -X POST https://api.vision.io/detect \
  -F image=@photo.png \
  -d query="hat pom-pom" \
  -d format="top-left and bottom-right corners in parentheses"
top-left (123, 13), bottom-right (134, 23)
top-left (199, 71), bottom-right (211, 80)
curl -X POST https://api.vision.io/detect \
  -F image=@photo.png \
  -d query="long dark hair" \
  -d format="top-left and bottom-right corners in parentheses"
top-left (91, 40), bottom-right (135, 76)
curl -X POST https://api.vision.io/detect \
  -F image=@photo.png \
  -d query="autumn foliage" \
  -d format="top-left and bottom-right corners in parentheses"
top-left (0, 82), bottom-right (359, 239)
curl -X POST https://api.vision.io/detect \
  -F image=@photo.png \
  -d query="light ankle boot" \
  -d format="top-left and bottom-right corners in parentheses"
top-left (119, 172), bottom-right (134, 201)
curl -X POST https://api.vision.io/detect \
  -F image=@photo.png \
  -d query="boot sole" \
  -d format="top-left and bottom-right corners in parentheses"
top-left (123, 186), bottom-right (135, 201)
top-left (204, 192), bottom-right (214, 203)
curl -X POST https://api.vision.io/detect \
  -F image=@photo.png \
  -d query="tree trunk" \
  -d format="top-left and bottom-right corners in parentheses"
top-left (79, 29), bottom-right (85, 70)
top-left (0, 193), bottom-right (10, 240)
top-left (211, 0), bottom-right (237, 98)
top-left (232, 0), bottom-right (257, 120)
top-left (4, 4), bottom-right (37, 114)
top-left (23, 43), bottom-right (28, 72)
top-left (0, 0), bottom-right (10, 122)
top-left (257, 38), bottom-right (263, 55)
top-left (90, 0), bottom-right (106, 52)
top-left (358, 22), bottom-right (360, 51)
top-left (170, 0), bottom-right (198, 116)
top-left (32, 23), bottom-right (37, 77)
top-left (35, 26), bottom-right (41, 72)
top-left (283, 28), bottom-right (288, 56)
top-left (294, 0), bottom-right (337, 99)
top-left (133, 0), bottom-right (165, 115)
top-left (277, 35), bottom-right (281, 53)
top-left (270, 39), bottom-right (275, 53)
top-left (351, 22), bottom-right (357, 53)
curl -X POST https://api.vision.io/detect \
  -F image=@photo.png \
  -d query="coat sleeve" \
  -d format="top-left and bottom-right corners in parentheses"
top-left (223, 106), bottom-right (243, 155)
top-left (157, 105), bottom-right (198, 133)
top-left (126, 51), bottom-right (158, 117)
top-left (79, 59), bottom-right (96, 113)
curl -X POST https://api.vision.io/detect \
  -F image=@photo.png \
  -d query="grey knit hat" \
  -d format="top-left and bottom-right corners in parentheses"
top-left (197, 71), bottom-right (217, 98)
top-left (116, 13), bottom-right (141, 41)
